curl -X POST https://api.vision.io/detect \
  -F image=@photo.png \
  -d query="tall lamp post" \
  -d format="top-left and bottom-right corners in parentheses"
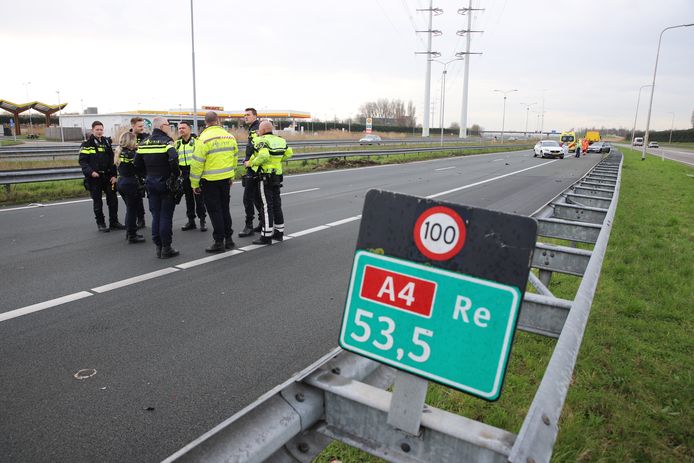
top-left (80, 99), bottom-right (86, 138)
top-left (667, 112), bottom-right (675, 145)
top-left (56, 90), bottom-right (65, 143)
top-left (642, 23), bottom-right (693, 160)
top-left (493, 89), bottom-right (517, 142)
top-left (630, 84), bottom-right (652, 145)
top-left (432, 58), bottom-right (463, 146)
top-left (520, 102), bottom-right (536, 138)
top-left (190, 0), bottom-right (199, 133)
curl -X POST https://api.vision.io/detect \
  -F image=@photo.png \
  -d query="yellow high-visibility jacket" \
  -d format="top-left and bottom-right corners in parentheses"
top-left (190, 125), bottom-right (238, 188)
top-left (248, 133), bottom-right (294, 175)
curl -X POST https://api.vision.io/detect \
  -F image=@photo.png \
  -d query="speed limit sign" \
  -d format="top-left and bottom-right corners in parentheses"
top-left (414, 206), bottom-right (466, 260)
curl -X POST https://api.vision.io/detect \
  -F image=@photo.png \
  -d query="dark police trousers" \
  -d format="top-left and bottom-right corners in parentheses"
top-left (254, 175), bottom-right (284, 238)
top-left (181, 167), bottom-right (206, 221)
top-left (117, 177), bottom-right (140, 235)
top-left (242, 168), bottom-right (259, 228)
top-left (146, 176), bottom-right (175, 247)
top-left (201, 178), bottom-right (232, 243)
top-left (88, 175), bottom-right (119, 225)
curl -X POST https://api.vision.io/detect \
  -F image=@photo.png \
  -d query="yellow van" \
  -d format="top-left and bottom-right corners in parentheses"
top-left (560, 131), bottom-right (577, 152)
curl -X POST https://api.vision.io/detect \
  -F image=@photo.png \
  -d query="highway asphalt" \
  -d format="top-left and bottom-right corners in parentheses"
top-left (0, 148), bottom-right (603, 462)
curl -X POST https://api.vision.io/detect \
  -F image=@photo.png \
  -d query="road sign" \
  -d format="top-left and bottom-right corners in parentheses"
top-left (339, 190), bottom-right (537, 400)
top-left (366, 117), bottom-right (373, 134)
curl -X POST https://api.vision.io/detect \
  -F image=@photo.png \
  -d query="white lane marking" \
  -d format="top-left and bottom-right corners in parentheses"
top-left (288, 225), bottom-right (330, 237)
top-left (326, 215), bottom-right (361, 227)
top-left (492, 158), bottom-right (504, 162)
top-left (0, 291), bottom-right (93, 322)
top-left (91, 268), bottom-right (180, 293)
top-left (427, 160), bottom-right (557, 199)
top-left (238, 244), bottom-right (268, 251)
top-left (0, 198), bottom-right (92, 213)
top-left (281, 187), bottom-right (319, 196)
top-left (435, 166), bottom-right (456, 171)
top-left (175, 250), bottom-right (244, 269)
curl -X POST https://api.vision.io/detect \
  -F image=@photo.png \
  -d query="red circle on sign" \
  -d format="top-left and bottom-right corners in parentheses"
top-left (413, 206), bottom-right (467, 261)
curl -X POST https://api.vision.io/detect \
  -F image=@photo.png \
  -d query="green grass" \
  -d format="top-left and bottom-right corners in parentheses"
top-left (315, 147), bottom-right (694, 462)
top-left (0, 146), bottom-right (530, 206)
top-left (0, 140), bottom-right (24, 146)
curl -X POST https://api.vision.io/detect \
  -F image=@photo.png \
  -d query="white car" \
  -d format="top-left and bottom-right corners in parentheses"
top-left (648, 141), bottom-right (659, 148)
top-left (359, 134), bottom-right (382, 145)
top-left (533, 140), bottom-right (564, 159)
top-left (633, 137), bottom-right (644, 146)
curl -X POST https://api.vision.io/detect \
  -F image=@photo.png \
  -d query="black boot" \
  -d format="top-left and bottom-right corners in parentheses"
top-left (205, 241), bottom-right (225, 253)
top-left (272, 230), bottom-right (284, 242)
top-left (156, 246), bottom-right (162, 258)
top-left (238, 226), bottom-right (254, 237)
top-left (97, 222), bottom-right (110, 232)
top-left (181, 219), bottom-right (196, 231)
top-left (110, 221), bottom-right (126, 230)
top-left (252, 236), bottom-right (273, 245)
top-left (224, 238), bottom-right (235, 250)
top-left (127, 233), bottom-right (145, 244)
top-left (253, 224), bottom-right (263, 233)
top-left (199, 218), bottom-right (207, 232)
top-left (136, 217), bottom-right (146, 229)
top-left (160, 245), bottom-right (179, 259)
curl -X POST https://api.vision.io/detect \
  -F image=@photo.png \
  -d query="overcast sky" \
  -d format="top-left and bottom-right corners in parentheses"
top-left (2, 0), bottom-right (693, 132)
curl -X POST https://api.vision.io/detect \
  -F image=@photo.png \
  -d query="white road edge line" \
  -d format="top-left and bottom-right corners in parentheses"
top-left (426, 160), bottom-right (557, 199)
top-left (175, 250), bottom-right (245, 269)
top-left (326, 215), bottom-right (361, 227)
top-left (0, 198), bottom-right (93, 212)
top-left (287, 225), bottom-right (330, 237)
top-left (0, 291), bottom-right (93, 322)
top-left (91, 267), bottom-right (181, 293)
top-left (435, 166), bottom-right (456, 171)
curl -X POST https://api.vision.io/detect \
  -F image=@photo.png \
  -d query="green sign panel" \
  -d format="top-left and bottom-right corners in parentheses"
top-left (339, 250), bottom-right (522, 400)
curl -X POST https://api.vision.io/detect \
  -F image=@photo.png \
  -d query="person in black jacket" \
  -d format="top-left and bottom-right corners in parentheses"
top-left (79, 121), bottom-right (124, 232)
top-left (134, 117), bottom-right (181, 259)
top-left (238, 107), bottom-right (261, 237)
top-left (129, 117), bottom-right (149, 229)
top-left (115, 132), bottom-right (145, 243)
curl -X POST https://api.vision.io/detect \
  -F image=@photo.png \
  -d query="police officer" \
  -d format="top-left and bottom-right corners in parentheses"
top-left (79, 120), bottom-right (124, 232)
top-left (134, 117), bottom-right (181, 258)
top-left (176, 121), bottom-right (207, 232)
top-left (238, 107), bottom-right (261, 237)
top-left (114, 131), bottom-right (145, 243)
top-left (245, 120), bottom-right (293, 245)
top-left (190, 111), bottom-right (239, 253)
top-left (129, 117), bottom-right (149, 229)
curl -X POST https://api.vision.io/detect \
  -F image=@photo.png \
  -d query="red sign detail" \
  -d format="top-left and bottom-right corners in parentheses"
top-left (360, 265), bottom-right (437, 317)
top-left (413, 206), bottom-right (467, 261)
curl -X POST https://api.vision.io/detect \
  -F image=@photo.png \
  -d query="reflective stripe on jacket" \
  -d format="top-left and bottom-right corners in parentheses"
top-left (248, 133), bottom-right (294, 175)
top-left (190, 125), bottom-right (238, 188)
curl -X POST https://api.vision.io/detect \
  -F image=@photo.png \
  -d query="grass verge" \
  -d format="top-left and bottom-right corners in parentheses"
top-left (0, 146), bottom-right (529, 206)
top-left (315, 147), bottom-right (694, 462)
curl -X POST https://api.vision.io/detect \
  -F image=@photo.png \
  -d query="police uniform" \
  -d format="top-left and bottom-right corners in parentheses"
top-left (248, 132), bottom-right (293, 244)
top-left (175, 134), bottom-right (207, 231)
top-left (130, 129), bottom-right (150, 229)
top-left (116, 147), bottom-right (145, 243)
top-left (190, 124), bottom-right (238, 252)
top-left (79, 134), bottom-right (122, 231)
top-left (134, 128), bottom-right (180, 258)
top-left (240, 118), bottom-right (260, 235)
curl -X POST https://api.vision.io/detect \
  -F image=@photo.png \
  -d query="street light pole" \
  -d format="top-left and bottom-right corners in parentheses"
top-left (432, 58), bottom-right (462, 146)
top-left (493, 89), bottom-right (517, 142)
top-left (630, 84), bottom-right (652, 145)
top-left (190, 0), bottom-right (199, 134)
top-left (520, 102), bottom-right (536, 138)
top-left (80, 99), bottom-right (86, 138)
top-left (56, 90), bottom-right (65, 143)
top-left (668, 112), bottom-right (675, 145)
top-left (642, 23), bottom-right (693, 160)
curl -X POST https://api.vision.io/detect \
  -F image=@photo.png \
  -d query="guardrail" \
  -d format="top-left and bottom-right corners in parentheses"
top-left (163, 151), bottom-right (622, 462)
top-left (0, 144), bottom-right (528, 190)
